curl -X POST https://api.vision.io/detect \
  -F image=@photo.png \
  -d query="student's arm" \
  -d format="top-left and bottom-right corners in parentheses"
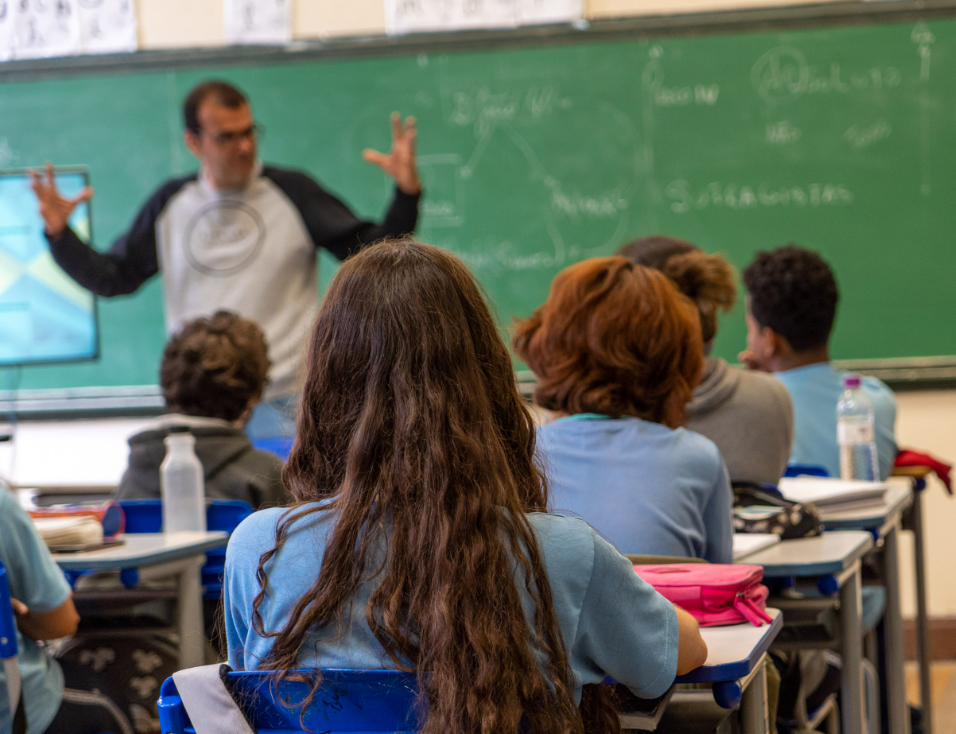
top-left (264, 168), bottom-right (420, 261)
top-left (703, 458), bottom-right (734, 565)
top-left (44, 176), bottom-right (193, 297)
top-left (675, 605), bottom-right (708, 675)
top-left (571, 531), bottom-right (707, 699)
top-left (0, 492), bottom-right (75, 642)
top-left (11, 595), bottom-right (79, 641)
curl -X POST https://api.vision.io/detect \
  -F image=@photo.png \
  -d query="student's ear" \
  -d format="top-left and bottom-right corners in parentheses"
top-left (184, 130), bottom-right (203, 160)
top-left (765, 327), bottom-right (793, 360)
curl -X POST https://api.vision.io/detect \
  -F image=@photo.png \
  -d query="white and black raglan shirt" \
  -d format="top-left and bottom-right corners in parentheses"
top-left (47, 163), bottom-right (420, 398)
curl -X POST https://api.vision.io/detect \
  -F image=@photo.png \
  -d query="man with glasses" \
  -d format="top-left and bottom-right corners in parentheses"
top-left (30, 80), bottom-right (421, 439)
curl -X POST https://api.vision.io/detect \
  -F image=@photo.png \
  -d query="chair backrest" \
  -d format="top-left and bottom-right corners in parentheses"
top-left (0, 560), bottom-right (24, 731)
top-left (157, 670), bottom-right (422, 733)
top-left (624, 554), bottom-right (708, 565)
top-left (784, 464), bottom-right (830, 478)
top-left (115, 500), bottom-right (253, 599)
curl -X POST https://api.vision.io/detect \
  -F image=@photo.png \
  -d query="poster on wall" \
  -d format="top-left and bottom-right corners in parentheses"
top-left (386, 0), bottom-right (582, 35)
top-left (0, 0), bottom-right (138, 60)
top-left (225, 0), bottom-right (292, 45)
top-left (11, 0), bottom-right (82, 60)
top-left (77, 0), bottom-right (138, 54)
top-left (386, 0), bottom-right (518, 35)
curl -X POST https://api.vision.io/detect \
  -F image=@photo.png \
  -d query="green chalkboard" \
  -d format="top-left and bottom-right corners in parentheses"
top-left (2, 16), bottom-right (955, 392)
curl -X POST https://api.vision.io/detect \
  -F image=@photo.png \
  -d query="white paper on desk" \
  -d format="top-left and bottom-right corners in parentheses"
top-left (77, 0), bottom-right (137, 54)
top-left (386, 0), bottom-right (518, 36)
top-left (33, 516), bottom-right (103, 549)
top-left (12, 0), bottom-right (81, 60)
top-left (778, 477), bottom-right (887, 507)
top-left (732, 533), bottom-right (780, 561)
top-left (225, 0), bottom-right (291, 45)
top-left (516, 0), bottom-right (582, 25)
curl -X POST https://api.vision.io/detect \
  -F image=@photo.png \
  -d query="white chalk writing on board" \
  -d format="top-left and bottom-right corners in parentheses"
top-left (77, 0), bottom-right (137, 54)
top-left (665, 180), bottom-right (854, 213)
top-left (225, 0), bottom-right (290, 45)
top-left (12, 0), bottom-right (81, 60)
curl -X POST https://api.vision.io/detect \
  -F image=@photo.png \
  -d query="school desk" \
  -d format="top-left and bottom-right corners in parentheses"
top-left (741, 531), bottom-right (873, 734)
top-left (818, 481), bottom-right (913, 734)
top-left (50, 531), bottom-right (227, 668)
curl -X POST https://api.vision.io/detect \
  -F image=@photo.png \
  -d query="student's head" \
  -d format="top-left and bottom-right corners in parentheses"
top-left (617, 235), bottom-right (736, 351)
top-left (260, 238), bottom-right (613, 734)
top-left (160, 310), bottom-right (270, 425)
top-left (513, 257), bottom-right (704, 429)
top-left (183, 80), bottom-right (257, 190)
top-left (741, 245), bottom-right (839, 371)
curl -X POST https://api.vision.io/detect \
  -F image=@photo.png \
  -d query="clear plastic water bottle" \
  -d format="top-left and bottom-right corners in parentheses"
top-left (160, 430), bottom-right (207, 533)
top-left (837, 374), bottom-right (880, 481)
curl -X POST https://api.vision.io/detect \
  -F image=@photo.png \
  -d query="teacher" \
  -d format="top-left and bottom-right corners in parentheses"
top-left (30, 80), bottom-right (421, 439)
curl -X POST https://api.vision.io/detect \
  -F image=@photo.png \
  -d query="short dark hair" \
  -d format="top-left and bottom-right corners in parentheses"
top-left (160, 311), bottom-right (270, 422)
top-left (742, 245), bottom-right (839, 352)
top-left (616, 235), bottom-right (698, 270)
top-left (183, 80), bottom-right (248, 134)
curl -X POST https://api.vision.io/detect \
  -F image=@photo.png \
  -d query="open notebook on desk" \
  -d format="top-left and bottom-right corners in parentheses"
top-left (778, 477), bottom-right (887, 511)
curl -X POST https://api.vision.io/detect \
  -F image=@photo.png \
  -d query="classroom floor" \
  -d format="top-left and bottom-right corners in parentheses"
top-left (906, 661), bottom-right (956, 734)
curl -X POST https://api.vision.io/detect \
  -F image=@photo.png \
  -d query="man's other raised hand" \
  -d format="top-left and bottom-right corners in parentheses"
top-left (362, 113), bottom-right (422, 196)
top-left (30, 162), bottom-right (94, 238)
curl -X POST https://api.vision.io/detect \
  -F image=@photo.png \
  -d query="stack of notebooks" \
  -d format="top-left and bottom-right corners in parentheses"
top-left (32, 516), bottom-right (105, 552)
top-left (777, 477), bottom-right (888, 512)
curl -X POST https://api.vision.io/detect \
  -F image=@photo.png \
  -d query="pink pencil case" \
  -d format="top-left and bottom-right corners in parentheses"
top-left (633, 563), bottom-right (772, 627)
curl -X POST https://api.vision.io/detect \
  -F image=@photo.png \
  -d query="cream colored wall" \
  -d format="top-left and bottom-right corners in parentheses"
top-left (895, 392), bottom-right (956, 619)
top-left (134, 0), bottom-right (835, 49)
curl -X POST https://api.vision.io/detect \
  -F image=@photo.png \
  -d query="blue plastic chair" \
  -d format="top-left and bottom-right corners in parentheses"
top-left (157, 669), bottom-right (422, 733)
top-left (784, 464), bottom-right (830, 478)
top-left (117, 499), bottom-right (253, 600)
top-left (1, 560), bottom-right (26, 734)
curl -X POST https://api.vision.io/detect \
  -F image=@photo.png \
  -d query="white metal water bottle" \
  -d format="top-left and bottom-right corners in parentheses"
top-left (160, 430), bottom-right (207, 533)
top-left (837, 374), bottom-right (880, 481)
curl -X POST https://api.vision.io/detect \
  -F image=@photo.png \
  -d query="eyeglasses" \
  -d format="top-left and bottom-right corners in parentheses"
top-left (196, 123), bottom-right (264, 147)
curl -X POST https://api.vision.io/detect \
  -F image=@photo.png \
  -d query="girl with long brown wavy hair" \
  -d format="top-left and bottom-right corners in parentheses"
top-left (222, 239), bottom-right (706, 734)
top-left (514, 256), bottom-right (733, 563)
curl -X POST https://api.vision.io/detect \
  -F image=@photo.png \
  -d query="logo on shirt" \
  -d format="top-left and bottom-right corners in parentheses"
top-left (184, 200), bottom-right (266, 277)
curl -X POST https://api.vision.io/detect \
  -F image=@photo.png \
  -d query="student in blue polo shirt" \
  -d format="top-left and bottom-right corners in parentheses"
top-left (513, 256), bottom-right (733, 563)
top-left (739, 245), bottom-right (897, 480)
top-left (0, 490), bottom-right (130, 734)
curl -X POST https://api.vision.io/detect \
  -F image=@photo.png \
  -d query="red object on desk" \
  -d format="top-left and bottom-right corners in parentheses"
top-left (633, 563), bottom-right (772, 627)
top-left (894, 449), bottom-right (953, 495)
top-left (29, 501), bottom-right (126, 538)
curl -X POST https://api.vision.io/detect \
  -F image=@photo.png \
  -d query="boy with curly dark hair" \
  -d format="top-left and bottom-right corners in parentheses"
top-left (117, 311), bottom-right (288, 508)
top-left (740, 245), bottom-right (897, 479)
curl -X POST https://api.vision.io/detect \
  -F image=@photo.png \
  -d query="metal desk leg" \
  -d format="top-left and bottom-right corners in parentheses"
top-left (740, 656), bottom-right (770, 734)
top-left (841, 561), bottom-right (865, 734)
top-left (176, 556), bottom-right (206, 669)
top-left (883, 524), bottom-right (910, 734)
top-left (911, 489), bottom-right (933, 734)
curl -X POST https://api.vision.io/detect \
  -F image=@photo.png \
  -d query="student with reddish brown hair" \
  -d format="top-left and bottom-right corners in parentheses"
top-left (514, 256), bottom-right (733, 563)
top-left (222, 239), bottom-right (707, 734)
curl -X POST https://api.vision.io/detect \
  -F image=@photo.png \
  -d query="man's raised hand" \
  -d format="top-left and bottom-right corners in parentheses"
top-left (29, 162), bottom-right (94, 238)
top-left (362, 113), bottom-right (422, 196)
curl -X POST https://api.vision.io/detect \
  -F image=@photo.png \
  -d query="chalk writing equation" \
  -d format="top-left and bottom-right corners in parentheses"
top-left (643, 60), bottom-right (720, 107)
top-left (752, 47), bottom-right (901, 102)
top-left (451, 86), bottom-right (570, 137)
top-left (845, 121), bottom-right (892, 149)
top-left (665, 180), bottom-right (854, 214)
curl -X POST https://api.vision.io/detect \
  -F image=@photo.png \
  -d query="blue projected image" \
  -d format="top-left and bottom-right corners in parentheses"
top-left (0, 170), bottom-right (98, 365)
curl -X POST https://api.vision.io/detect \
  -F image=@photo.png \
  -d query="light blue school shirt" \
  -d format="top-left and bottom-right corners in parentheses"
top-left (774, 363), bottom-right (898, 480)
top-left (224, 505), bottom-right (679, 703)
top-left (0, 490), bottom-right (71, 734)
top-left (536, 417), bottom-right (734, 564)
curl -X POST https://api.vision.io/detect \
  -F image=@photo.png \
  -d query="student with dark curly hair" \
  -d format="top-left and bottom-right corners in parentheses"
top-left (514, 256), bottom-right (733, 563)
top-left (223, 240), bottom-right (707, 734)
top-left (617, 236), bottom-right (794, 485)
top-left (740, 245), bottom-right (897, 479)
top-left (117, 311), bottom-right (288, 508)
